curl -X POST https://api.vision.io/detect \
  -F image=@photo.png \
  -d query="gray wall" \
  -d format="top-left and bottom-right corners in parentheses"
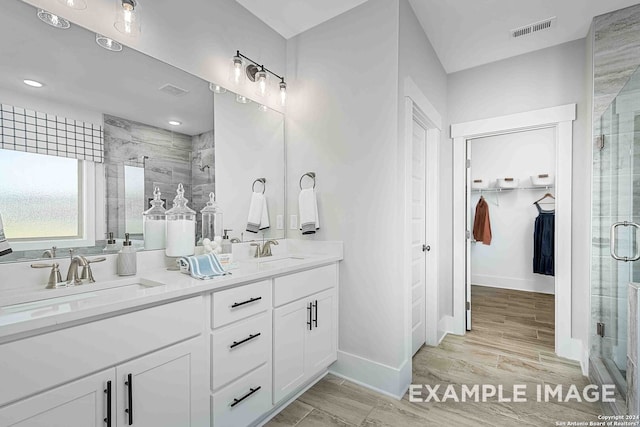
top-left (447, 39), bottom-right (591, 350)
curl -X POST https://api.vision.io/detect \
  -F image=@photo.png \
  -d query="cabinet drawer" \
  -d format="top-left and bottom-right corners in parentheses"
top-left (274, 264), bottom-right (337, 307)
top-left (211, 312), bottom-right (271, 391)
top-left (0, 296), bottom-right (203, 407)
top-left (212, 364), bottom-right (272, 427)
top-left (212, 280), bottom-right (270, 328)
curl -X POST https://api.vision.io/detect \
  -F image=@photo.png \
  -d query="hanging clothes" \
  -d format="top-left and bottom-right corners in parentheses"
top-left (533, 202), bottom-right (555, 276)
top-left (473, 197), bottom-right (492, 245)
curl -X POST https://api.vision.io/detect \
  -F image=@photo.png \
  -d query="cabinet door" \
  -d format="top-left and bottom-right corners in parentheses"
top-left (0, 369), bottom-right (115, 427)
top-left (116, 338), bottom-right (208, 427)
top-left (305, 288), bottom-right (337, 376)
top-left (273, 298), bottom-right (310, 404)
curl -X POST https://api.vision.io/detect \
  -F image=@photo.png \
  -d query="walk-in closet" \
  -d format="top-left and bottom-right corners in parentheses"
top-left (467, 127), bottom-right (557, 353)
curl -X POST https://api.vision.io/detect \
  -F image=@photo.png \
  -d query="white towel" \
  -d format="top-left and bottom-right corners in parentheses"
top-left (0, 213), bottom-right (12, 257)
top-left (246, 192), bottom-right (270, 233)
top-left (299, 188), bottom-right (319, 234)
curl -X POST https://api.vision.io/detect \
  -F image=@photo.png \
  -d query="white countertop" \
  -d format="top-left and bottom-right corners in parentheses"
top-left (0, 241), bottom-right (342, 342)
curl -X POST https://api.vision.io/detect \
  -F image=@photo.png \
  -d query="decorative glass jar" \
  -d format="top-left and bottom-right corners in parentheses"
top-left (165, 183), bottom-right (196, 257)
top-left (143, 187), bottom-right (166, 250)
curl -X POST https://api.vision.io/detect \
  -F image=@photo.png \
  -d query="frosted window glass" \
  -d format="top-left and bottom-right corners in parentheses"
top-left (124, 165), bottom-right (144, 235)
top-left (0, 149), bottom-right (79, 239)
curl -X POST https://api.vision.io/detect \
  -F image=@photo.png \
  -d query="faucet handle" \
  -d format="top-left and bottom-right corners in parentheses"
top-left (250, 243), bottom-right (261, 258)
top-left (80, 257), bottom-right (106, 283)
top-left (31, 263), bottom-right (64, 289)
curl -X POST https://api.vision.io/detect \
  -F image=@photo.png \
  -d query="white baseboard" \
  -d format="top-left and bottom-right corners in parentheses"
top-left (437, 315), bottom-right (455, 344)
top-left (329, 350), bottom-right (411, 399)
top-left (471, 274), bottom-right (554, 295)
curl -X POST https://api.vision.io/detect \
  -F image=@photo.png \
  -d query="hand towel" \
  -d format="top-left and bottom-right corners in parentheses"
top-left (246, 192), bottom-right (270, 233)
top-left (178, 253), bottom-right (229, 280)
top-left (299, 188), bottom-right (320, 235)
top-left (0, 213), bottom-right (12, 257)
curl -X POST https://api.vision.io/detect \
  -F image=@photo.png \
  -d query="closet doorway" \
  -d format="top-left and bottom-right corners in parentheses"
top-left (466, 129), bottom-right (556, 348)
top-left (451, 104), bottom-right (578, 361)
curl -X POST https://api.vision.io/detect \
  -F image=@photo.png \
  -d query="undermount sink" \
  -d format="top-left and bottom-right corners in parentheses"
top-left (256, 256), bottom-right (306, 268)
top-left (0, 278), bottom-right (165, 315)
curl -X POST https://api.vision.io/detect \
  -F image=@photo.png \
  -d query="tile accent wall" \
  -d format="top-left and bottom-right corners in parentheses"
top-left (0, 103), bottom-right (103, 163)
top-left (191, 130), bottom-right (215, 238)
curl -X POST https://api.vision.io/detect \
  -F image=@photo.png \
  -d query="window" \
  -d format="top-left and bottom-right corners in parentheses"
top-left (0, 149), bottom-right (82, 241)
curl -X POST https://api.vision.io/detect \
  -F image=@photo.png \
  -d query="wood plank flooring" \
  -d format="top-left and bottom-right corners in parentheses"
top-left (266, 286), bottom-right (603, 426)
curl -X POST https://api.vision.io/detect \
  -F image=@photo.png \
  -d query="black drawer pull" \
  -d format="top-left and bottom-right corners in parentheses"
top-left (231, 297), bottom-right (262, 308)
top-left (103, 380), bottom-right (112, 426)
top-left (313, 300), bottom-right (318, 328)
top-left (230, 386), bottom-right (262, 408)
top-left (125, 374), bottom-right (133, 425)
top-left (307, 302), bottom-right (313, 330)
top-left (230, 332), bottom-right (261, 349)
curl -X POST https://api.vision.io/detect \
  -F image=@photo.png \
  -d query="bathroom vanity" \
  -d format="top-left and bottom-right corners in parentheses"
top-left (0, 241), bottom-right (342, 427)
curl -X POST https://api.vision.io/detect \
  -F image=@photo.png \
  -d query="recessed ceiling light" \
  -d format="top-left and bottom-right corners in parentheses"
top-left (258, 104), bottom-right (268, 112)
top-left (23, 79), bottom-right (44, 88)
top-left (96, 34), bottom-right (123, 52)
top-left (57, 0), bottom-right (87, 10)
top-left (168, 120), bottom-right (182, 126)
top-left (236, 94), bottom-right (251, 104)
top-left (37, 9), bottom-right (71, 29)
top-left (209, 82), bottom-right (227, 94)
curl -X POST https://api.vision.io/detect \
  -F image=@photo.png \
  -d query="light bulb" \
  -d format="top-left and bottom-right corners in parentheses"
top-left (114, 0), bottom-right (140, 37)
top-left (256, 69), bottom-right (267, 97)
top-left (233, 59), bottom-right (243, 84)
top-left (279, 81), bottom-right (287, 107)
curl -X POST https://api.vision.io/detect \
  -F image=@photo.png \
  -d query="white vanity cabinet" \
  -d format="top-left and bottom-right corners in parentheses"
top-left (273, 264), bottom-right (338, 404)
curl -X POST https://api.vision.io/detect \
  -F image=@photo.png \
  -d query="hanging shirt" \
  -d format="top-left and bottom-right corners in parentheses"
top-left (533, 202), bottom-right (555, 276)
top-left (473, 197), bottom-right (492, 245)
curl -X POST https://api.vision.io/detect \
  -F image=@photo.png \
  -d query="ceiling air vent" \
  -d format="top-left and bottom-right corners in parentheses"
top-left (510, 17), bottom-right (556, 39)
top-left (159, 83), bottom-right (189, 97)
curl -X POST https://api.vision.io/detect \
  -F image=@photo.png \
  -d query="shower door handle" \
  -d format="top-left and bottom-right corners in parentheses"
top-left (610, 221), bottom-right (640, 262)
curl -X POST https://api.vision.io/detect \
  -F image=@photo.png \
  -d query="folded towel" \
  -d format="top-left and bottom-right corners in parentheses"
top-left (246, 192), bottom-right (270, 233)
top-left (299, 188), bottom-right (320, 235)
top-left (0, 213), bottom-right (12, 257)
top-left (178, 253), bottom-right (229, 280)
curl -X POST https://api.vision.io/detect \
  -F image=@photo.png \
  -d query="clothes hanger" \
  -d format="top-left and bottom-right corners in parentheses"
top-left (533, 193), bottom-right (555, 205)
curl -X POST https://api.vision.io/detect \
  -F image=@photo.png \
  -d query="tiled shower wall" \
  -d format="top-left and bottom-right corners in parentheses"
top-left (104, 114), bottom-right (214, 239)
top-left (591, 3), bottom-right (640, 414)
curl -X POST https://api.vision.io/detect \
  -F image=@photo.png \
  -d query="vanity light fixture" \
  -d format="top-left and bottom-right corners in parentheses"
top-left (209, 82), bottom-right (227, 94)
top-left (96, 34), bottom-right (123, 52)
top-left (57, 0), bottom-right (87, 10)
top-left (114, 0), bottom-right (141, 37)
top-left (231, 50), bottom-right (287, 106)
top-left (23, 79), bottom-right (44, 88)
top-left (37, 9), bottom-right (71, 29)
top-left (168, 120), bottom-right (182, 126)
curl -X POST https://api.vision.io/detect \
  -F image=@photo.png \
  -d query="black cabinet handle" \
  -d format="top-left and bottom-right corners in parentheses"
top-left (230, 386), bottom-right (261, 408)
top-left (230, 332), bottom-right (261, 349)
top-left (125, 374), bottom-right (133, 426)
top-left (307, 302), bottom-right (313, 330)
top-left (103, 380), bottom-right (112, 426)
top-left (313, 300), bottom-right (318, 328)
top-left (231, 297), bottom-right (262, 308)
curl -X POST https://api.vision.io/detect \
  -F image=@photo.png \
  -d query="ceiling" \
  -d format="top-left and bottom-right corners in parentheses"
top-left (235, 0), bottom-right (640, 73)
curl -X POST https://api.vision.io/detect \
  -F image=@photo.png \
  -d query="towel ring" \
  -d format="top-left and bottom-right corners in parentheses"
top-left (299, 172), bottom-right (316, 190)
top-left (252, 178), bottom-right (266, 194)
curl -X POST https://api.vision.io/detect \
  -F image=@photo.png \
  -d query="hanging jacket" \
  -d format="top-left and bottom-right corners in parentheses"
top-left (533, 203), bottom-right (555, 276)
top-left (473, 197), bottom-right (492, 245)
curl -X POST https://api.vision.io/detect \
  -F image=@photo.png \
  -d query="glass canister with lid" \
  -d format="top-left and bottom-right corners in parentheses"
top-left (165, 183), bottom-right (196, 257)
top-left (200, 192), bottom-right (223, 242)
top-left (143, 187), bottom-right (166, 250)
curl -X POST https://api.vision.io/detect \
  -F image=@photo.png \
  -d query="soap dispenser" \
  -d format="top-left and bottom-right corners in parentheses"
top-left (143, 187), bottom-right (166, 250)
top-left (200, 192), bottom-right (223, 242)
top-left (221, 229), bottom-right (232, 254)
top-left (117, 233), bottom-right (137, 276)
top-left (104, 232), bottom-right (117, 252)
top-left (165, 183), bottom-right (196, 257)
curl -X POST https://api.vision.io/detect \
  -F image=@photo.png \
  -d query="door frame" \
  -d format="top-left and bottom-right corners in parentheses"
top-left (451, 104), bottom-right (578, 361)
top-left (402, 77), bottom-right (441, 355)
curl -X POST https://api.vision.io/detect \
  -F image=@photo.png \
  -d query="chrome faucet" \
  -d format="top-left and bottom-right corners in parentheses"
top-left (260, 240), bottom-right (279, 257)
top-left (66, 255), bottom-right (89, 285)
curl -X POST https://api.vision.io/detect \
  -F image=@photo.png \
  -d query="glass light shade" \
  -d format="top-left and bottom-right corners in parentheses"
top-left (96, 34), bottom-right (123, 52)
top-left (279, 81), bottom-right (287, 107)
top-left (229, 55), bottom-right (245, 85)
top-left (255, 69), bottom-right (268, 97)
top-left (114, 0), bottom-right (141, 37)
top-left (57, 0), bottom-right (87, 10)
top-left (37, 9), bottom-right (71, 29)
top-left (209, 82), bottom-right (227, 94)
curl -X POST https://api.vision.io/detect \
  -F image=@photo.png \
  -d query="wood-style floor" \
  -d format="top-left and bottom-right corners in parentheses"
top-left (266, 285), bottom-right (602, 426)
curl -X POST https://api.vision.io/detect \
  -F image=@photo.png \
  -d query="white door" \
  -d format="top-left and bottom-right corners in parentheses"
top-left (273, 298), bottom-right (309, 404)
top-left (305, 289), bottom-right (337, 375)
top-left (116, 339), bottom-right (201, 427)
top-left (465, 142), bottom-right (472, 330)
top-left (0, 369), bottom-right (114, 427)
top-left (411, 116), bottom-right (427, 355)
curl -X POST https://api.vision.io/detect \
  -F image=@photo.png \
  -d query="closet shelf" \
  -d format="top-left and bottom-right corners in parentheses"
top-left (471, 185), bottom-right (554, 193)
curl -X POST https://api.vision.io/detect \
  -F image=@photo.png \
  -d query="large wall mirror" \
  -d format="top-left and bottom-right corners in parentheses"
top-left (0, 0), bottom-right (285, 263)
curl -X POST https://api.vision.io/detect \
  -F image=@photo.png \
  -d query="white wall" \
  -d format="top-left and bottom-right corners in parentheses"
top-left (448, 38), bottom-right (590, 347)
top-left (470, 128), bottom-right (556, 294)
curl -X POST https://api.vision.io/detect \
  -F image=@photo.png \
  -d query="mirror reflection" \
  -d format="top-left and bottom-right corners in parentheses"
top-left (0, 0), bottom-right (285, 263)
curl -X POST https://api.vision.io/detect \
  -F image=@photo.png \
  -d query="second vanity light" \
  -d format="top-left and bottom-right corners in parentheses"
top-left (229, 50), bottom-right (287, 106)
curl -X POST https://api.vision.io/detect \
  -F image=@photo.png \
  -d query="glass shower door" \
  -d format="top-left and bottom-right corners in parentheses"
top-left (593, 65), bottom-right (640, 395)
